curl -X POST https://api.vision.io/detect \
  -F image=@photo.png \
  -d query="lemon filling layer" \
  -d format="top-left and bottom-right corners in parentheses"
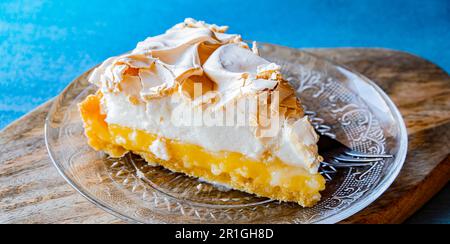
top-left (79, 93), bottom-right (325, 207)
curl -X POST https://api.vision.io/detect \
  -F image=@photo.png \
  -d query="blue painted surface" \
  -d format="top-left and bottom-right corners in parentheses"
top-left (0, 0), bottom-right (449, 223)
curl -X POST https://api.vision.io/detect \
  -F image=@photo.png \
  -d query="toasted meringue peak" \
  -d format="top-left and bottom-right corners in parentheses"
top-left (257, 63), bottom-right (282, 80)
top-left (170, 18), bottom-right (229, 33)
top-left (139, 63), bottom-right (178, 100)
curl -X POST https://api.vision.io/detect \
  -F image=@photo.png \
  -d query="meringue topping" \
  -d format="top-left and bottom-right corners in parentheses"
top-left (88, 18), bottom-right (321, 173)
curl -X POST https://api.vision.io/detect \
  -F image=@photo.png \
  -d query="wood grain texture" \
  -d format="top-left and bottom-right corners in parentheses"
top-left (1, 48), bottom-right (449, 224)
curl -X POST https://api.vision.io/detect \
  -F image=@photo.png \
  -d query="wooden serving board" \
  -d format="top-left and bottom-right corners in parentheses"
top-left (1, 48), bottom-right (449, 224)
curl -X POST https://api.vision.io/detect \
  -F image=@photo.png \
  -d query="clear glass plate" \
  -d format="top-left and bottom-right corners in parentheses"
top-left (45, 43), bottom-right (408, 223)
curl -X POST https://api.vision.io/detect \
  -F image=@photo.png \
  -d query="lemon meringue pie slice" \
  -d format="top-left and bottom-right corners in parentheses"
top-left (79, 18), bottom-right (325, 207)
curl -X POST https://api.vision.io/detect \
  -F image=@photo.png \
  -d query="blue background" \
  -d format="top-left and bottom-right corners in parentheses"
top-left (0, 0), bottom-right (448, 223)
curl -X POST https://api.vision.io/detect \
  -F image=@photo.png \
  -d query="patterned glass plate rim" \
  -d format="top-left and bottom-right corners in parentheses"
top-left (45, 43), bottom-right (408, 224)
